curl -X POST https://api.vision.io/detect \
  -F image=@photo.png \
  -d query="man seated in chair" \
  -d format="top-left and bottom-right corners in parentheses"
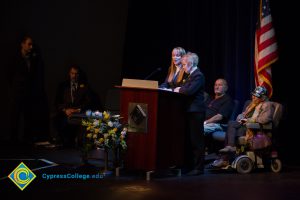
top-left (204, 79), bottom-right (234, 135)
top-left (53, 65), bottom-right (95, 148)
top-left (212, 86), bottom-right (274, 167)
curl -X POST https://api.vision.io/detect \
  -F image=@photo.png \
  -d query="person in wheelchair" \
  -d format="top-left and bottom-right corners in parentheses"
top-left (212, 86), bottom-right (274, 167)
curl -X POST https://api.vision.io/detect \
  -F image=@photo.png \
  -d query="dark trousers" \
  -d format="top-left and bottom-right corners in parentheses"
top-left (8, 90), bottom-right (49, 143)
top-left (225, 120), bottom-right (247, 146)
top-left (8, 94), bottom-right (34, 143)
top-left (185, 112), bottom-right (205, 170)
top-left (53, 113), bottom-right (83, 148)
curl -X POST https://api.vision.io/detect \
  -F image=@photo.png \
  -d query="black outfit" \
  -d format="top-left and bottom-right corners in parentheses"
top-left (179, 68), bottom-right (206, 173)
top-left (205, 94), bottom-right (234, 124)
top-left (8, 49), bottom-right (48, 144)
top-left (160, 68), bottom-right (187, 89)
top-left (53, 79), bottom-right (93, 147)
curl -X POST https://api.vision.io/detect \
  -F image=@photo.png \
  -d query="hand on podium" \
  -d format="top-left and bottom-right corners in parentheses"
top-left (159, 88), bottom-right (172, 92)
top-left (173, 87), bottom-right (180, 93)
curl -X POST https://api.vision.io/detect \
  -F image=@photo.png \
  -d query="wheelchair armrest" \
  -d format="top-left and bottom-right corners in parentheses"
top-left (245, 122), bottom-right (272, 130)
top-left (238, 136), bottom-right (247, 145)
top-left (245, 122), bottom-right (260, 129)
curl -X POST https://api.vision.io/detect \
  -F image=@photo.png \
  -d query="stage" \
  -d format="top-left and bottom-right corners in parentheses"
top-left (1, 141), bottom-right (299, 199)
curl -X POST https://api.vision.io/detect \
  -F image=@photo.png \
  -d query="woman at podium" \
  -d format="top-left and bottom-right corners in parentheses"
top-left (159, 47), bottom-right (187, 89)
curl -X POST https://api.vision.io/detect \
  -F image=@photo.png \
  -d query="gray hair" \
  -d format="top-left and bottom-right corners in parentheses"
top-left (186, 52), bottom-right (199, 66)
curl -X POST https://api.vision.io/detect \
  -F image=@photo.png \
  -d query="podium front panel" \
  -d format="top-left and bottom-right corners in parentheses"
top-left (118, 87), bottom-right (186, 171)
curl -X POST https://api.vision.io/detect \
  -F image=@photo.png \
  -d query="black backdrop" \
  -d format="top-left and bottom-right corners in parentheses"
top-left (122, 0), bottom-right (293, 164)
top-left (122, 0), bottom-right (289, 108)
top-left (0, 0), bottom-right (128, 141)
top-left (0, 0), bottom-right (294, 163)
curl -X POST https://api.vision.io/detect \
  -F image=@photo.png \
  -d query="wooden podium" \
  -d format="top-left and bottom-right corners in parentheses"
top-left (116, 80), bottom-right (187, 171)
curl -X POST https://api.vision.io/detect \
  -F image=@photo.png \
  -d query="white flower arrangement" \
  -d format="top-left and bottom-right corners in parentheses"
top-left (81, 111), bottom-right (127, 151)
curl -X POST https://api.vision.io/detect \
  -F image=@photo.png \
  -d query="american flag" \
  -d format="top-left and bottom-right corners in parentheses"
top-left (254, 0), bottom-right (278, 98)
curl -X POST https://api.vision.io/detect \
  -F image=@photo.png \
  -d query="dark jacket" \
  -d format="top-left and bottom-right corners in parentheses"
top-left (179, 68), bottom-right (206, 112)
top-left (54, 80), bottom-right (93, 113)
top-left (8, 50), bottom-right (45, 99)
top-left (160, 68), bottom-right (186, 89)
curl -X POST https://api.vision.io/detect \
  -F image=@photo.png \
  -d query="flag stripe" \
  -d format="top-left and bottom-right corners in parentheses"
top-left (260, 28), bottom-right (275, 43)
top-left (258, 52), bottom-right (278, 70)
top-left (258, 43), bottom-right (278, 60)
top-left (261, 14), bottom-right (272, 27)
top-left (259, 36), bottom-right (277, 51)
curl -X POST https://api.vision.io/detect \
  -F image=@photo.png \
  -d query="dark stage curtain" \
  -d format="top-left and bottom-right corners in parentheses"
top-left (121, 0), bottom-right (293, 163)
top-left (121, 0), bottom-right (288, 112)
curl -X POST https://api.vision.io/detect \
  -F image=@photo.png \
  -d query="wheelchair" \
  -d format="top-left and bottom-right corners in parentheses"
top-left (208, 101), bottom-right (283, 174)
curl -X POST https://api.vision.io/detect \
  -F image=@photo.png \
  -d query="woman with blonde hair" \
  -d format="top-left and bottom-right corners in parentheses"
top-left (160, 47), bottom-right (186, 89)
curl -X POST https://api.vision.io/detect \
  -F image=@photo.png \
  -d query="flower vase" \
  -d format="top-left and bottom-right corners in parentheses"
top-left (104, 149), bottom-right (109, 172)
top-left (101, 149), bottom-right (113, 175)
top-left (81, 142), bottom-right (91, 165)
top-left (112, 147), bottom-right (121, 168)
top-left (81, 150), bottom-right (89, 165)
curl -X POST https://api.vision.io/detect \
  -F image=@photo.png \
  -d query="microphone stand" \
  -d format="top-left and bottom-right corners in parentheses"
top-left (144, 68), bottom-right (161, 80)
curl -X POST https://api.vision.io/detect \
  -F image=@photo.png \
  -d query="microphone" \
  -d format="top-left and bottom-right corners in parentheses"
top-left (144, 67), bottom-right (162, 80)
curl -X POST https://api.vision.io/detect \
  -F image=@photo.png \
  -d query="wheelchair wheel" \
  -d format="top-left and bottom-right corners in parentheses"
top-left (270, 159), bottom-right (282, 173)
top-left (236, 157), bottom-right (253, 174)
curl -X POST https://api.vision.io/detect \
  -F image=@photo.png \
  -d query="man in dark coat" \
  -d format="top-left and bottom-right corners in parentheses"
top-left (8, 35), bottom-right (48, 145)
top-left (174, 52), bottom-right (206, 176)
top-left (53, 65), bottom-right (94, 148)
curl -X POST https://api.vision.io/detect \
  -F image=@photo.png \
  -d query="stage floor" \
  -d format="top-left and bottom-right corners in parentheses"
top-left (1, 141), bottom-right (300, 199)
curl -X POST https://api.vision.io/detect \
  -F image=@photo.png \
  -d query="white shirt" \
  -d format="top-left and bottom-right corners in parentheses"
top-left (189, 66), bottom-right (197, 75)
